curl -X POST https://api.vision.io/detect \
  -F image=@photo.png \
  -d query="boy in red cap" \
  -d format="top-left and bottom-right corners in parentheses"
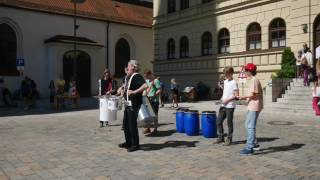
top-left (237, 63), bottom-right (263, 155)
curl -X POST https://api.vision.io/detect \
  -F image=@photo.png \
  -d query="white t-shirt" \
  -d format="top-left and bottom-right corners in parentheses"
top-left (221, 79), bottom-right (238, 108)
top-left (303, 52), bottom-right (313, 68)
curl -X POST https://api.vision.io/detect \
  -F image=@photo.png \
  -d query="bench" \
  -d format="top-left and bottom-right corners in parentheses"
top-left (54, 94), bottom-right (80, 110)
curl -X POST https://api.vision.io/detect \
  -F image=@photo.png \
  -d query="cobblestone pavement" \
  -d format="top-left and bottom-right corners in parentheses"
top-left (0, 100), bottom-right (320, 180)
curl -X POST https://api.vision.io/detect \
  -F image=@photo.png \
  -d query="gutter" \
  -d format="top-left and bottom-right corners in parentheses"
top-left (106, 21), bottom-right (110, 69)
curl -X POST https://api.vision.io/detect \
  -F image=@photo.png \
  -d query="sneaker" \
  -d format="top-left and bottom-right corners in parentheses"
top-left (143, 128), bottom-right (151, 134)
top-left (223, 138), bottom-right (232, 146)
top-left (240, 148), bottom-right (253, 156)
top-left (213, 138), bottom-right (224, 144)
top-left (127, 146), bottom-right (140, 152)
top-left (253, 144), bottom-right (260, 151)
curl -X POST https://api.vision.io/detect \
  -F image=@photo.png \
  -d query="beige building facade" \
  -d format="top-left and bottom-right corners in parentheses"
top-left (153, 0), bottom-right (320, 95)
top-left (0, 0), bottom-right (153, 97)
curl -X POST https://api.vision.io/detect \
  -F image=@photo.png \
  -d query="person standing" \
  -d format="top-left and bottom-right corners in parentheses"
top-left (143, 69), bottom-right (161, 134)
top-left (237, 63), bottom-right (263, 155)
top-left (316, 58), bottom-right (320, 84)
top-left (296, 50), bottom-right (303, 78)
top-left (170, 78), bottom-right (179, 108)
top-left (214, 67), bottom-right (239, 146)
top-left (101, 69), bottom-right (117, 95)
top-left (49, 80), bottom-right (56, 108)
top-left (119, 60), bottom-right (147, 152)
top-left (302, 49), bottom-right (314, 86)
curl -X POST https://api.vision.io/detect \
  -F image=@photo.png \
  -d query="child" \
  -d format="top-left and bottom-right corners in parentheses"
top-left (214, 67), bottom-right (239, 146)
top-left (237, 63), bottom-right (263, 155)
top-left (49, 80), bottom-right (56, 107)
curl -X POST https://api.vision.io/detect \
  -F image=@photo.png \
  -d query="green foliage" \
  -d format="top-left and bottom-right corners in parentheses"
top-left (276, 48), bottom-right (296, 78)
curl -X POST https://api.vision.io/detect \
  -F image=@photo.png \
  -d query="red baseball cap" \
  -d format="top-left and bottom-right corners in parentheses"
top-left (244, 63), bottom-right (257, 72)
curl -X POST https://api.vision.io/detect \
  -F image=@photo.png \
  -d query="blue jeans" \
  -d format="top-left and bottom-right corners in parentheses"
top-left (245, 111), bottom-right (260, 150)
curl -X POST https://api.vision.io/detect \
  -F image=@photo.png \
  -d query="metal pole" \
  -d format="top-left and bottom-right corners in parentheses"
top-left (73, 2), bottom-right (77, 80)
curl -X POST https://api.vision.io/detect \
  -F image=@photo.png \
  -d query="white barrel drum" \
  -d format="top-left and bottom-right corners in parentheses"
top-left (99, 97), bottom-right (117, 122)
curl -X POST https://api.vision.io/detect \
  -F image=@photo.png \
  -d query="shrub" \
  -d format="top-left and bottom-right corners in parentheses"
top-left (276, 48), bottom-right (296, 78)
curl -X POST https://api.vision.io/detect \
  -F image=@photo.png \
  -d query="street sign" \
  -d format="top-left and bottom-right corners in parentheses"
top-left (16, 58), bottom-right (25, 71)
top-left (238, 66), bottom-right (247, 83)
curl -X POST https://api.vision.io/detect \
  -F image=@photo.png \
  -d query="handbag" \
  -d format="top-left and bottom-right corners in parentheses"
top-left (301, 57), bottom-right (308, 65)
top-left (126, 73), bottom-right (156, 127)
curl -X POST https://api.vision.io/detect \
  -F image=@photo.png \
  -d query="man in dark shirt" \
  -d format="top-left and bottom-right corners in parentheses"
top-left (119, 60), bottom-right (147, 152)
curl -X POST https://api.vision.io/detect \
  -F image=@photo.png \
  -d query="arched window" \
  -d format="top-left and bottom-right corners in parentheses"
top-left (0, 23), bottom-right (18, 76)
top-left (218, 28), bottom-right (230, 53)
top-left (247, 23), bottom-right (261, 50)
top-left (180, 0), bottom-right (189, 10)
top-left (180, 36), bottom-right (189, 58)
top-left (115, 38), bottom-right (130, 77)
top-left (167, 38), bottom-right (175, 59)
top-left (168, 0), bottom-right (176, 13)
top-left (202, 32), bottom-right (212, 56)
top-left (269, 18), bottom-right (286, 48)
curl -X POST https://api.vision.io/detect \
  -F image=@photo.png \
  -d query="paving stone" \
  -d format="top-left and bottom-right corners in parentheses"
top-left (0, 101), bottom-right (319, 179)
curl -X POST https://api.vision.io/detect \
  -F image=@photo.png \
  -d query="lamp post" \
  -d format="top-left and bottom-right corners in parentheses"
top-left (70, 0), bottom-right (85, 80)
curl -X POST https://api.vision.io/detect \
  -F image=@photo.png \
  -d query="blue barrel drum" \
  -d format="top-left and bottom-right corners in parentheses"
top-left (201, 111), bottom-right (217, 138)
top-left (184, 110), bottom-right (199, 136)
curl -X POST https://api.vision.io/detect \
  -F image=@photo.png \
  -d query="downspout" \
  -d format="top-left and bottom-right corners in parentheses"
top-left (106, 21), bottom-right (110, 69)
top-left (309, 0), bottom-right (311, 49)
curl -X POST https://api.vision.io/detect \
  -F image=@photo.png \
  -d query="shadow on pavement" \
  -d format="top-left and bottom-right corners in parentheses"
top-left (0, 97), bottom-right (98, 117)
top-left (146, 129), bottom-right (176, 137)
top-left (158, 122), bottom-right (174, 127)
top-left (232, 137), bottom-right (279, 145)
top-left (255, 143), bottom-right (305, 155)
top-left (140, 140), bottom-right (199, 151)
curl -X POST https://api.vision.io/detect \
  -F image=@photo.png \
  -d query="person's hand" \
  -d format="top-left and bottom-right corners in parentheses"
top-left (127, 90), bottom-right (134, 96)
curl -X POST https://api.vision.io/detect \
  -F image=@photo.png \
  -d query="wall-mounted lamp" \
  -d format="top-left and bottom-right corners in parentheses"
top-left (301, 24), bottom-right (308, 33)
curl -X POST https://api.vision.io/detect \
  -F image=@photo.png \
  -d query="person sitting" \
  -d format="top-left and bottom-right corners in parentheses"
top-left (0, 78), bottom-right (16, 108)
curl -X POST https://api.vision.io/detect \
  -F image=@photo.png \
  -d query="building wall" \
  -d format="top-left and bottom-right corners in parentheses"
top-left (153, 0), bottom-right (320, 95)
top-left (0, 6), bottom-right (153, 97)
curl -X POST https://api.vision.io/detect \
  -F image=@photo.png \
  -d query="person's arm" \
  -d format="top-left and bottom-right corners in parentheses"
top-left (128, 83), bottom-right (147, 96)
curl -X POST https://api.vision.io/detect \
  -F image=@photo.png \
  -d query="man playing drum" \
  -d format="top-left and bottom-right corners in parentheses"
top-left (119, 60), bottom-right (147, 152)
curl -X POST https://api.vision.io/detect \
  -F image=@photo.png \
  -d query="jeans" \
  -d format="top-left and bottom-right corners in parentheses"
top-left (245, 111), bottom-right (260, 150)
top-left (216, 107), bottom-right (234, 141)
top-left (148, 100), bottom-right (159, 130)
top-left (302, 65), bottom-right (309, 86)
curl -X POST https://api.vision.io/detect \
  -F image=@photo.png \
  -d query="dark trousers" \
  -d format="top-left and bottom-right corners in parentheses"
top-left (123, 106), bottom-right (140, 147)
top-left (216, 107), bottom-right (234, 141)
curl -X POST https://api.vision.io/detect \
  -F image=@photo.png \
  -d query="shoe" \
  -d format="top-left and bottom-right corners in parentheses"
top-left (223, 138), bottom-right (232, 146)
top-left (118, 143), bottom-right (129, 149)
top-left (213, 138), bottom-right (224, 144)
top-left (105, 122), bottom-right (109, 126)
top-left (127, 146), bottom-right (140, 152)
top-left (143, 128), bottom-right (151, 134)
top-left (240, 148), bottom-right (253, 156)
top-left (253, 144), bottom-right (260, 151)
top-left (121, 126), bottom-right (124, 131)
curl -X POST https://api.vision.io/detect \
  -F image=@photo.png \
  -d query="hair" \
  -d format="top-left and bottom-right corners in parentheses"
top-left (144, 69), bottom-right (153, 76)
top-left (49, 80), bottom-right (55, 88)
top-left (171, 78), bottom-right (176, 84)
top-left (224, 66), bottom-right (234, 75)
top-left (316, 58), bottom-right (320, 70)
top-left (128, 60), bottom-right (139, 70)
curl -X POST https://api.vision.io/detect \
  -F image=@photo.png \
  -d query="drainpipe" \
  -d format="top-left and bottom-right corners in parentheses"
top-left (106, 21), bottom-right (110, 69)
top-left (309, 0), bottom-right (311, 48)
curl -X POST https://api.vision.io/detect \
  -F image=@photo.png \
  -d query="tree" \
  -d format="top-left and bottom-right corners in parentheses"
top-left (276, 48), bottom-right (296, 78)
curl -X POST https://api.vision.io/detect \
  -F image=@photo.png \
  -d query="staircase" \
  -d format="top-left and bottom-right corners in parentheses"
top-left (265, 79), bottom-right (317, 118)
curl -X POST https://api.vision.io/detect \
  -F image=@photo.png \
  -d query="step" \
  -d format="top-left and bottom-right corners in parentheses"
top-left (264, 106), bottom-right (314, 113)
top-left (282, 94), bottom-right (312, 100)
top-left (285, 91), bottom-right (313, 96)
top-left (262, 108), bottom-right (318, 120)
top-left (285, 89), bottom-right (312, 94)
top-left (265, 103), bottom-right (312, 110)
top-left (288, 86), bottom-right (313, 90)
top-left (277, 98), bottom-right (312, 105)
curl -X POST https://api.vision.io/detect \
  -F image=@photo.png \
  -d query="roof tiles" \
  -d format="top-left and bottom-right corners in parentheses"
top-left (0, 0), bottom-right (152, 27)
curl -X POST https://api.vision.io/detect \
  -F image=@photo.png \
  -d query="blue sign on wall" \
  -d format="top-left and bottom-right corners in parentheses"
top-left (16, 58), bottom-right (25, 67)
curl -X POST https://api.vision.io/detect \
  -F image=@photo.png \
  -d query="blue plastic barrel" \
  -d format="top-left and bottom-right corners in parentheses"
top-left (184, 110), bottom-right (199, 136)
top-left (201, 111), bottom-right (217, 138)
top-left (176, 110), bottom-right (185, 133)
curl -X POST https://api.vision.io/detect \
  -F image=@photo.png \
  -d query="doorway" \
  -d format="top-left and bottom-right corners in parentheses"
top-left (63, 50), bottom-right (91, 97)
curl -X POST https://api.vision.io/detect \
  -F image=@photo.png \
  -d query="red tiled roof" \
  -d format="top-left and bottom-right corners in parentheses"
top-left (0, 0), bottom-right (152, 28)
